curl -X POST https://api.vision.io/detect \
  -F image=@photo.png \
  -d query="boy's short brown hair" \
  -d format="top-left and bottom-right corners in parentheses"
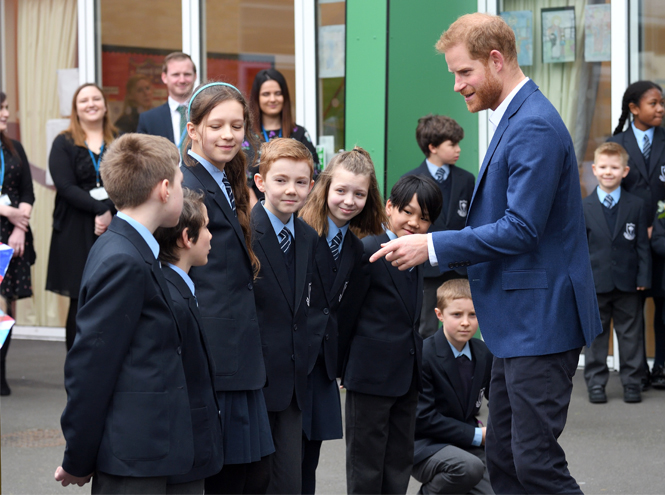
top-left (100, 133), bottom-right (180, 210)
top-left (594, 142), bottom-right (629, 167)
top-left (416, 114), bottom-right (464, 156)
top-left (436, 278), bottom-right (473, 311)
top-left (154, 187), bottom-right (206, 265)
top-left (162, 52), bottom-right (197, 74)
top-left (258, 138), bottom-right (315, 179)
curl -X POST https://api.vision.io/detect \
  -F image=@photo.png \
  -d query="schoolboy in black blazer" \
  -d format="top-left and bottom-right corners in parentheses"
top-left (251, 138), bottom-right (318, 494)
top-left (583, 142), bottom-right (651, 404)
top-left (342, 175), bottom-right (442, 495)
top-left (403, 115), bottom-right (475, 338)
top-left (413, 279), bottom-right (492, 495)
top-left (56, 135), bottom-right (201, 493)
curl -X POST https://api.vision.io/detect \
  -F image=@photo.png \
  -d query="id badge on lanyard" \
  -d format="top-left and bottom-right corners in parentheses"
top-left (86, 142), bottom-right (109, 201)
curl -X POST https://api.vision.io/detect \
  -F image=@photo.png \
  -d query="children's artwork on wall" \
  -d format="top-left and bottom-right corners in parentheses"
top-left (584, 4), bottom-right (611, 62)
top-left (541, 7), bottom-right (576, 63)
top-left (500, 10), bottom-right (533, 66)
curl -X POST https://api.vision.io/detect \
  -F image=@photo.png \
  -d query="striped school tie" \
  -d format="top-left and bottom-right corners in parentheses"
top-left (643, 135), bottom-right (651, 164)
top-left (279, 228), bottom-right (291, 254)
top-left (330, 231), bottom-right (343, 261)
top-left (221, 172), bottom-right (236, 216)
top-left (435, 167), bottom-right (446, 183)
top-left (603, 194), bottom-right (614, 209)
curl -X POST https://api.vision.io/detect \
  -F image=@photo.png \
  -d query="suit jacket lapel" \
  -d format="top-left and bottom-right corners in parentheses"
top-left (189, 162), bottom-right (249, 259)
top-left (254, 206), bottom-right (294, 311)
top-left (587, 194), bottom-right (613, 241)
top-left (379, 233), bottom-right (417, 320)
top-left (315, 238), bottom-right (334, 305)
top-left (293, 220), bottom-right (308, 315)
top-left (445, 167), bottom-right (459, 225)
top-left (160, 103), bottom-right (175, 143)
top-left (435, 331), bottom-right (467, 412)
top-left (623, 130), bottom-right (650, 182)
top-left (152, 262), bottom-right (183, 342)
top-left (466, 339), bottom-right (487, 416)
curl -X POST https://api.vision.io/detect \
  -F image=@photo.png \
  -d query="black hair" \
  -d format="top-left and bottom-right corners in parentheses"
top-left (613, 80), bottom-right (663, 135)
top-left (154, 187), bottom-right (206, 265)
top-left (416, 114), bottom-right (464, 156)
top-left (389, 175), bottom-right (443, 224)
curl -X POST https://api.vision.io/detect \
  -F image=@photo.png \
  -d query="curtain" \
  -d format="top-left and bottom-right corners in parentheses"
top-left (17, 0), bottom-right (77, 326)
top-left (502, 0), bottom-right (603, 166)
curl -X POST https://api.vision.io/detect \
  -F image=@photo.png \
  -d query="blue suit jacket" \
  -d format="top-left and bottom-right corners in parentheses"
top-left (432, 80), bottom-right (602, 358)
top-left (136, 102), bottom-right (175, 143)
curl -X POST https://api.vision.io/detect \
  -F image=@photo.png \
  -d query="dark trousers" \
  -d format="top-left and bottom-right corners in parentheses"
top-left (263, 394), bottom-right (302, 494)
top-left (653, 296), bottom-right (665, 367)
top-left (92, 472), bottom-right (203, 494)
top-left (204, 460), bottom-right (270, 494)
top-left (66, 297), bottom-right (77, 351)
top-left (412, 445), bottom-right (493, 495)
top-left (485, 349), bottom-right (582, 495)
top-left (301, 437), bottom-right (322, 495)
top-left (585, 290), bottom-right (645, 387)
top-left (345, 385), bottom-right (419, 494)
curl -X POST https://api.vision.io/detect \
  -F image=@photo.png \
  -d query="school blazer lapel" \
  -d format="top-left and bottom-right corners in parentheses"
top-left (378, 233), bottom-right (417, 320)
top-left (330, 233), bottom-right (355, 306)
top-left (188, 162), bottom-right (249, 259)
top-left (587, 193), bottom-right (613, 241)
top-left (254, 206), bottom-right (294, 312)
top-left (651, 127), bottom-right (665, 180)
top-left (466, 339), bottom-right (488, 417)
top-left (293, 220), bottom-right (309, 316)
top-left (612, 195), bottom-right (632, 240)
top-left (623, 130), bottom-right (650, 183)
top-left (314, 238), bottom-right (335, 306)
top-left (435, 331), bottom-right (467, 412)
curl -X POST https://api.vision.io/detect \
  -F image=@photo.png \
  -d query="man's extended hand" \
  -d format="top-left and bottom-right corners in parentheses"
top-left (54, 466), bottom-right (93, 487)
top-left (369, 234), bottom-right (429, 270)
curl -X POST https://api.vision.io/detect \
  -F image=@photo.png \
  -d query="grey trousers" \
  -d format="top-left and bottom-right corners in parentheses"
top-left (412, 445), bottom-right (493, 495)
top-left (92, 472), bottom-right (203, 494)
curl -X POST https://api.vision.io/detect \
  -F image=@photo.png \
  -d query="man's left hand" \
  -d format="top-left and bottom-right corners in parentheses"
top-left (369, 234), bottom-right (429, 270)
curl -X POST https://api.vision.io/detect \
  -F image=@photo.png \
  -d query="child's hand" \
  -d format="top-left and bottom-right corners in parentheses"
top-left (637, 287), bottom-right (646, 291)
top-left (54, 466), bottom-right (93, 487)
top-left (648, 226), bottom-right (653, 239)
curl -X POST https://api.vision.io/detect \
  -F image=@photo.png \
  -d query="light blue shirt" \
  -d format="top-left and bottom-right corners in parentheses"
top-left (188, 150), bottom-right (233, 209)
top-left (326, 217), bottom-right (349, 256)
top-left (596, 185), bottom-right (621, 209)
top-left (166, 263), bottom-right (196, 298)
top-left (426, 160), bottom-right (450, 182)
top-left (116, 212), bottom-right (159, 259)
top-left (447, 339), bottom-right (483, 447)
top-left (386, 229), bottom-right (397, 241)
top-left (262, 200), bottom-right (295, 240)
top-left (631, 122), bottom-right (655, 154)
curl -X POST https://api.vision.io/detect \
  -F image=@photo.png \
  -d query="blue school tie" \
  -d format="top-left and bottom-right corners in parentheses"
top-left (279, 227), bottom-right (291, 254)
top-left (330, 231), bottom-right (343, 261)
top-left (603, 194), bottom-right (614, 209)
top-left (643, 135), bottom-right (651, 163)
top-left (221, 172), bottom-right (237, 216)
top-left (435, 167), bottom-right (446, 183)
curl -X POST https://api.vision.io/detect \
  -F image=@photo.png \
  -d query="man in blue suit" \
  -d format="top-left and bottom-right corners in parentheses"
top-left (371, 13), bottom-right (602, 494)
top-left (137, 52), bottom-right (196, 149)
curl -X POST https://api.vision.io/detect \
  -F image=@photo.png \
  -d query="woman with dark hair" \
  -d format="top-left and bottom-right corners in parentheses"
top-left (46, 83), bottom-right (116, 351)
top-left (245, 68), bottom-right (319, 204)
top-left (113, 74), bottom-right (153, 134)
top-left (0, 91), bottom-right (36, 396)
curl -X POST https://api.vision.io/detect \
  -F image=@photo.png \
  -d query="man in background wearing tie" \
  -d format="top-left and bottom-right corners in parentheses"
top-left (137, 52), bottom-right (196, 154)
top-left (370, 13), bottom-right (602, 494)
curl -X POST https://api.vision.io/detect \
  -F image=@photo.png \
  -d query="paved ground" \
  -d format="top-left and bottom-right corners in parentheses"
top-left (1, 339), bottom-right (665, 494)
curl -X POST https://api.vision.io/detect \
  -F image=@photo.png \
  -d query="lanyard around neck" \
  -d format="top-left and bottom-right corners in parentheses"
top-left (85, 141), bottom-right (105, 187)
top-left (262, 126), bottom-right (282, 143)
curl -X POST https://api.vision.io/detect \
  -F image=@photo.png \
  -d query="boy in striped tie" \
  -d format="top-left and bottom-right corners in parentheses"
top-left (250, 138), bottom-right (318, 494)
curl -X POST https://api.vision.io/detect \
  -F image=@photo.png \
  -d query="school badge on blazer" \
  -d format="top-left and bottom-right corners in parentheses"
top-left (623, 223), bottom-right (636, 241)
top-left (457, 200), bottom-right (468, 217)
top-left (659, 166), bottom-right (665, 183)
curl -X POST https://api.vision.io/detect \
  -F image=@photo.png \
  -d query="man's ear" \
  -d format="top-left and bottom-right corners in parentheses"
top-left (488, 49), bottom-right (504, 73)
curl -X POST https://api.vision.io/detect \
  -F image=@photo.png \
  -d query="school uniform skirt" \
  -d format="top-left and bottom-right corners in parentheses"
top-left (302, 352), bottom-right (343, 441)
top-left (217, 389), bottom-right (275, 464)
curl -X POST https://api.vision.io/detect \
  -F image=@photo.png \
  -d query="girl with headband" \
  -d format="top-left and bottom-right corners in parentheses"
top-left (181, 82), bottom-right (274, 494)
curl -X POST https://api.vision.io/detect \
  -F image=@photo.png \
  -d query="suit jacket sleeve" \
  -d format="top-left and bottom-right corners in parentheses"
top-left (636, 200), bottom-right (651, 288)
top-left (60, 252), bottom-right (146, 476)
top-left (432, 115), bottom-right (567, 267)
top-left (136, 112), bottom-right (148, 134)
top-left (415, 354), bottom-right (476, 448)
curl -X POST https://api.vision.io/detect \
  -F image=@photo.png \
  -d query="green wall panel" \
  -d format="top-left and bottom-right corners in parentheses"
top-left (345, 0), bottom-right (389, 193)
top-left (385, 0), bottom-right (479, 195)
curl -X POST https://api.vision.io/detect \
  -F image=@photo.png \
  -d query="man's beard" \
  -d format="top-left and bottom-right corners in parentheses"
top-left (463, 69), bottom-right (502, 113)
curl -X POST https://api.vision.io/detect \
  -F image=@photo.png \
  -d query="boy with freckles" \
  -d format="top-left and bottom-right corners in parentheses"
top-left (250, 138), bottom-right (318, 494)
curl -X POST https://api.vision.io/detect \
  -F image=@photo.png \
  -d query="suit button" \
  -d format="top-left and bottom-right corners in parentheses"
top-left (410, 349), bottom-right (415, 355)
top-left (333, 267), bottom-right (338, 273)
top-left (291, 354), bottom-right (295, 361)
top-left (177, 346), bottom-right (182, 355)
top-left (247, 282), bottom-right (253, 290)
top-left (323, 308), bottom-right (329, 315)
top-left (325, 334), bottom-right (330, 341)
top-left (293, 324), bottom-right (298, 331)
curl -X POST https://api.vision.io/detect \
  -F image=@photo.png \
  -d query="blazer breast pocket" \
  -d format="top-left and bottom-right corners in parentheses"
top-left (502, 270), bottom-right (548, 290)
top-left (486, 159), bottom-right (506, 175)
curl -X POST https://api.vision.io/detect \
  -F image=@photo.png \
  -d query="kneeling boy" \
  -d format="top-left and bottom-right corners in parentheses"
top-left (412, 279), bottom-right (493, 495)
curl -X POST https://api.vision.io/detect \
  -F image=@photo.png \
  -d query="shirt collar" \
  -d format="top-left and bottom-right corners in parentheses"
top-left (165, 263), bottom-right (196, 297)
top-left (425, 160), bottom-right (450, 181)
top-left (631, 122), bottom-right (655, 152)
top-left (386, 228), bottom-right (397, 241)
top-left (596, 185), bottom-right (621, 207)
top-left (116, 211), bottom-right (160, 259)
top-left (448, 339), bottom-right (473, 360)
top-left (261, 200), bottom-right (295, 239)
top-left (168, 96), bottom-right (188, 113)
top-left (187, 149), bottom-right (232, 202)
top-left (489, 76), bottom-right (530, 133)
top-left (326, 216), bottom-right (349, 247)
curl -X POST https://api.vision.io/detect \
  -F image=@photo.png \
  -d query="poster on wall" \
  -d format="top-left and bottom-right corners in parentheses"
top-left (541, 7), bottom-right (576, 63)
top-left (500, 11), bottom-right (533, 66)
top-left (319, 25), bottom-right (345, 78)
top-left (584, 4), bottom-right (611, 62)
